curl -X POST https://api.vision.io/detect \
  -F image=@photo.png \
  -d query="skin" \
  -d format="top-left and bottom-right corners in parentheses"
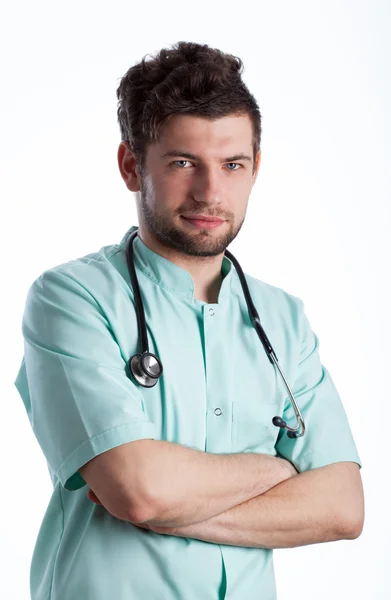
top-left (87, 459), bottom-right (364, 547)
top-left (117, 112), bottom-right (261, 303)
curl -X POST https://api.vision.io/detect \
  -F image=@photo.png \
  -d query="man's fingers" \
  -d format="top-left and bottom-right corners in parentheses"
top-left (87, 488), bottom-right (102, 505)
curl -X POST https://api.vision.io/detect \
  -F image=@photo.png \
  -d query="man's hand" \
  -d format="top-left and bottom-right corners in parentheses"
top-left (87, 488), bottom-right (103, 505)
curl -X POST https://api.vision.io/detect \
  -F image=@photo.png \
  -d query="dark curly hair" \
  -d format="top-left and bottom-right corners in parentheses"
top-left (116, 41), bottom-right (262, 174)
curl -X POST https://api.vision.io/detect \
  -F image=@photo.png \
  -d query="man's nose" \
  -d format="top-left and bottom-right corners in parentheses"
top-left (191, 167), bottom-right (222, 205)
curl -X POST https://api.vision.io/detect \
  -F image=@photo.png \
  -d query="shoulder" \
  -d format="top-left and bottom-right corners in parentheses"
top-left (26, 239), bottom-right (128, 304)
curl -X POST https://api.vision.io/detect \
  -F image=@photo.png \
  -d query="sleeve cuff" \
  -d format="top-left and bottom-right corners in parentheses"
top-left (293, 450), bottom-right (362, 473)
top-left (56, 421), bottom-right (158, 491)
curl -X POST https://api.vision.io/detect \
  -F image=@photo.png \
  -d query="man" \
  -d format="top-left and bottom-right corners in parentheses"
top-left (15, 41), bottom-right (364, 599)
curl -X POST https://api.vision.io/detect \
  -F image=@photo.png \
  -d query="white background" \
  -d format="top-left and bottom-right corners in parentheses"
top-left (1, 1), bottom-right (389, 598)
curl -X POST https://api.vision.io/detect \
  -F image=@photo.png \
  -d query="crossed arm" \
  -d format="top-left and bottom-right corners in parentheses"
top-left (86, 441), bottom-right (364, 549)
top-left (139, 461), bottom-right (363, 548)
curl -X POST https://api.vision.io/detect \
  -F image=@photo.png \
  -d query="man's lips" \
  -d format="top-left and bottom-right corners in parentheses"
top-left (182, 215), bottom-right (225, 222)
top-left (182, 216), bottom-right (225, 229)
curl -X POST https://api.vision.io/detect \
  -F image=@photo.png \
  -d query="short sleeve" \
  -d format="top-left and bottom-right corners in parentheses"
top-left (14, 269), bottom-right (157, 491)
top-left (275, 300), bottom-right (361, 473)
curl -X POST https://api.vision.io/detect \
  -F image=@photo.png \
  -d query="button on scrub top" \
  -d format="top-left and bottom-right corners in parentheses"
top-left (14, 225), bottom-right (361, 600)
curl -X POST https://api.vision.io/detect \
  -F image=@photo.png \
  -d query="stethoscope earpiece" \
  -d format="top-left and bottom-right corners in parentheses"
top-left (272, 416), bottom-right (286, 428)
top-left (272, 415), bottom-right (302, 438)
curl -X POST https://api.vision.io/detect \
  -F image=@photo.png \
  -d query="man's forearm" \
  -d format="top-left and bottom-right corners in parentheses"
top-left (147, 462), bottom-right (364, 549)
top-left (140, 441), bottom-right (296, 527)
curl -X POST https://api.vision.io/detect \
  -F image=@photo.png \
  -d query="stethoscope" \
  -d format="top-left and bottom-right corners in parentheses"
top-left (125, 228), bottom-right (306, 439)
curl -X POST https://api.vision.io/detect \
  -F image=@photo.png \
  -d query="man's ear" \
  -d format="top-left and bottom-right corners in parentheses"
top-left (117, 142), bottom-right (142, 193)
top-left (252, 150), bottom-right (261, 186)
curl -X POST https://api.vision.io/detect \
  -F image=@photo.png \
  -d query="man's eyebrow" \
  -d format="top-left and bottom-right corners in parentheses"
top-left (160, 150), bottom-right (253, 163)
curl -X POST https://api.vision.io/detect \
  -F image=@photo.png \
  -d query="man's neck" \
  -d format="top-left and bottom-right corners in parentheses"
top-left (137, 228), bottom-right (225, 304)
top-left (194, 271), bottom-right (224, 304)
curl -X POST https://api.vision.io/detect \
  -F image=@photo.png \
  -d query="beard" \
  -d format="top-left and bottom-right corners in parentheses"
top-left (138, 180), bottom-right (245, 257)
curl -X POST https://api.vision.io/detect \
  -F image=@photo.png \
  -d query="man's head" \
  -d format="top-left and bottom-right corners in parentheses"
top-left (117, 41), bottom-right (262, 258)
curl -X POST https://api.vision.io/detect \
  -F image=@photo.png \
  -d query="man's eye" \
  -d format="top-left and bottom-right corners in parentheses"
top-left (174, 160), bottom-right (192, 168)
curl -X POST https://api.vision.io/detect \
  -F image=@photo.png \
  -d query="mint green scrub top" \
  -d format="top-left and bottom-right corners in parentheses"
top-left (14, 225), bottom-right (361, 600)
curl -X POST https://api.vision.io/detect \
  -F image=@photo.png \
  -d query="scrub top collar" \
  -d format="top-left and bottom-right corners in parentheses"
top-left (118, 225), bottom-right (235, 304)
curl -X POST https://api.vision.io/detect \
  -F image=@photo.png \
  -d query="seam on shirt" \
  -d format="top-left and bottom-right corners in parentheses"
top-left (116, 238), bottom-right (195, 298)
top-left (115, 238), bottom-right (215, 299)
top-left (51, 270), bottom-right (111, 320)
top-left (54, 244), bottom-right (122, 268)
top-left (25, 336), bottom-right (129, 371)
top-left (136, 267), bottom-right (194, 299)
top-left (48, 484), bottom-right (65, 600)
top-left (136, 263), bottom-right (238, 305)
top-left (55, 421), bottom-right (151, 481)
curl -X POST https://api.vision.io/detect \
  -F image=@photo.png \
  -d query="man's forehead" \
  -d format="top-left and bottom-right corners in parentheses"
top-left (153, 113), bottom-right (253, 156)
top-left (164, 112), bottom-right (252, 135)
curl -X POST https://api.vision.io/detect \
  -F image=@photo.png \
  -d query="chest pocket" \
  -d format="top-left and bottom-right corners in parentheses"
top-left (230, 322), bottom-right (291, 453)
top-left (231, 399), bottom-right (282, 453)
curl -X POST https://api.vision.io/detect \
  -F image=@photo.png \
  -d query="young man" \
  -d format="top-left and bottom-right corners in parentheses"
top-left (15, 41), bottom-right (364, 600)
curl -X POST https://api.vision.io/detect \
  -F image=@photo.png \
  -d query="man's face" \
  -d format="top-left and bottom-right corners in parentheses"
top-left (135, 113), bottom-right (260, 257)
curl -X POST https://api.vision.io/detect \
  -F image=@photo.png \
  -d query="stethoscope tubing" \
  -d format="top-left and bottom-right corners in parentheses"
top-left (125, 229), bottom-right (305, 438)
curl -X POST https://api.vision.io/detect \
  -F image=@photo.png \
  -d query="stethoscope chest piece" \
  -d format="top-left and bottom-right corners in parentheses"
top-left (129, 351), bottom-right (163, 387)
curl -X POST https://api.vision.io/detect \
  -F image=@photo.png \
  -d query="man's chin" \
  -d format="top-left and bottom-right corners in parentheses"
top-left (171, 234), bottom-right (229, 257)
